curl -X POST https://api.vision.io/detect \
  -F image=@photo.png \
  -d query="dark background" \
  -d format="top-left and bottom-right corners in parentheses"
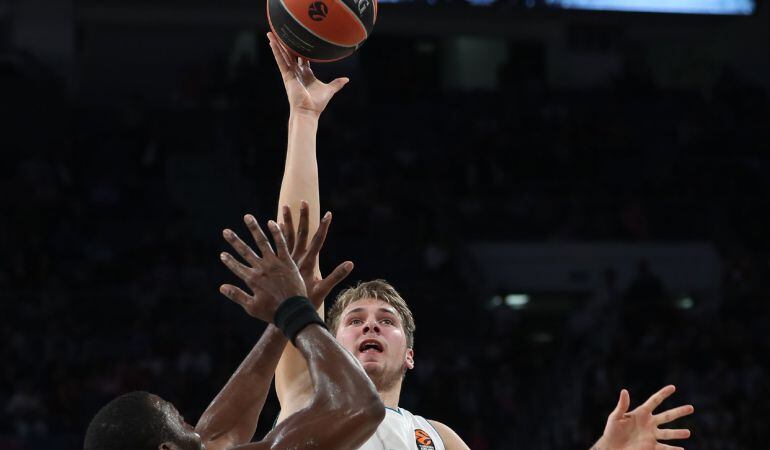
top-left (2, 0), bottom-right (769, 448)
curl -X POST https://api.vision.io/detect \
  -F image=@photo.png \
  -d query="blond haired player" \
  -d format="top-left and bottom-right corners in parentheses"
top-left (265, 32), bottom-right (694, 450)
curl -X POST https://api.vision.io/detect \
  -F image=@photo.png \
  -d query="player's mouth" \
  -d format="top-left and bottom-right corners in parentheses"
top-left (358, 339), bottom-right (384, 354)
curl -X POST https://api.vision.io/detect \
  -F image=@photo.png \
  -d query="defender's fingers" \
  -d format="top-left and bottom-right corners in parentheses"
top-left (267, 220), bottom-right (291, 259)
top-left (223, 229), bottom-right (260, 266)
top-left (294, 200), bottom-right (311, 257)
top-left (281, 205), bottom-right (296, 253)
top-left (641, 385), bottom-right (676, 413)
top-left (611, 389), bottom-right (631, 418)
top-left (220, 252), bottom-right (252, 281)
top-left (306, 211), bottom-right (332, 260)
top-left (655, 429), bottom-right (691, 441)
top-left (315, 261), bottom-right (354, 299)
top-left (244, 215), bottom-right (275, 257)
top-left (654, 405), bottom-right (695, 425)
top-left (219, 284), bottom-right (253, 308)
top-left (278, 222), bottom-right (290, 253)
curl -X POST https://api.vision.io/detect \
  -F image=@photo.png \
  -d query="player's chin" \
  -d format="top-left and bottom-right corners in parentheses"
top-left (360, 360), bottom-right (385, 374)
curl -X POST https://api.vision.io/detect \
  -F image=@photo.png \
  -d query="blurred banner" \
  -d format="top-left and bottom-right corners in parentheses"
top-left (546, 0), bottom-right (755, 14)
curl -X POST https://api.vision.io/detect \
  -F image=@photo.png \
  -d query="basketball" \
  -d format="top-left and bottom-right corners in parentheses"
top-left (267, 0), bottom-right (377, 62)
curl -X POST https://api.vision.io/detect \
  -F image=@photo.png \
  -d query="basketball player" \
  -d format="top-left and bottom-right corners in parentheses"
top-left (84, 217), bottom-right (385, 450)
top-left (266, 31), bottom-right (694, 450)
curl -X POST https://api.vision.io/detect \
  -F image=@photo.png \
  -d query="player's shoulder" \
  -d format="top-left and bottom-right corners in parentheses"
top-left (425, 419), bottom-right (471, 450)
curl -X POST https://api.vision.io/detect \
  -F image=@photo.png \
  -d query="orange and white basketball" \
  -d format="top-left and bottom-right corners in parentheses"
top-left (267, 0), bottom-right (377, 62)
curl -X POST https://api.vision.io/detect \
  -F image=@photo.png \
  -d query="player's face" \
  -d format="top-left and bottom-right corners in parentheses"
top-left (335, 298), bottom-right (414, 389)
top-left (152, 395), bottom-right (205, 450)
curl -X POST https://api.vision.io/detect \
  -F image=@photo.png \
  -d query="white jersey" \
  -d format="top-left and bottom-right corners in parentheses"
top-left (358, 407), bottom-right (445, 450)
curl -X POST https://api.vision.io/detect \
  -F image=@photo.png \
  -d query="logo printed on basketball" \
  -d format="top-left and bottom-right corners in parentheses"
top-left (415, 429), bottom-right (435, 450)
top-left (355, 0), bottom-right (371, 14)
top-left (307, 1), bottom-right (328, 21)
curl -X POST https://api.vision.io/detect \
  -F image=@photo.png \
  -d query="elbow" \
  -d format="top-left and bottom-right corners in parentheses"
top-left (311, 377), bottom-right (385, 435)
top-left (305, 395), bottom-right (385, 448)
top-left (330, 388), bottom-right (384, 431)
top-left (345, 395), bottom-right (385, 435)
top-left (362, 395), bottom-right (386, 428)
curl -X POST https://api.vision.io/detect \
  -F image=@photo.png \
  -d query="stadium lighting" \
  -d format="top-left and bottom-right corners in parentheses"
top-left (505, 294), bottom-right (530, 309)
top-left (675, 297), bottom-right (695, 310)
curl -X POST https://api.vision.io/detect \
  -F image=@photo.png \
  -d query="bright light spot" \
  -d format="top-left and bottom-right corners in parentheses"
top-left (505, 294), bottom-right (529, 309)
top-left (676, 297), bottom-right (695, 309)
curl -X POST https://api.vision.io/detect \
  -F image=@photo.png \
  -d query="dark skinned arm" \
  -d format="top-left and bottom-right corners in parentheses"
top-left (233, 324), bottom-right (384, 450)
top-left (194, 326), bottom-right (286, 450)
top-left (216, 215), bottom-right (383, 450)
top-left (198, 208), bottom-right (356, 450)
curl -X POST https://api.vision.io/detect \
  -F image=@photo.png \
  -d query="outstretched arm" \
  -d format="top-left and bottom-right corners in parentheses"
top-left (217, 217), bottom-right (384, 450)
top-left (590, 385), bottom-right (694, 450)
top-left (271, 30), bottom-right (347, 237)
top-left (267, 31), bottom-right (349, 420)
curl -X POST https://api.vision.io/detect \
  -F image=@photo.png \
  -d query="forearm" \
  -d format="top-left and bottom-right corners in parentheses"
top-left (251, 325), bottom-right (383, 450)
top-left (275, 112), bottom-right (323, 416)
top-left (294, 325), bottom-right (379, 406)
top-left (279, 112), bottom-right (321, 246)
top-left (195, 325), bottom-right (287, 448)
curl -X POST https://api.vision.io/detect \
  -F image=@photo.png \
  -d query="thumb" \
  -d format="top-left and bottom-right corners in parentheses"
top-left (313, 261), bottom-right (354, 303)
top-left (612, 389), bottom-right (631, 418)
top-left (329, 77), bottom-right (349, 93)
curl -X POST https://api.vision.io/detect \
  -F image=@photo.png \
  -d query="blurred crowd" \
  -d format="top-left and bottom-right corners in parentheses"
top-left (2, 38), bottom-right (769, 449)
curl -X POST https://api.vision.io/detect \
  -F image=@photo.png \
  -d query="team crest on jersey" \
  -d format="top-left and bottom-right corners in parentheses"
top-left (415, 429), bottom-right (435, 450)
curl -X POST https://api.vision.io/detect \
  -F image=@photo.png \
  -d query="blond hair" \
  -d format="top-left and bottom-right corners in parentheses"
top-left (327, 280), bottom-right (416, 348)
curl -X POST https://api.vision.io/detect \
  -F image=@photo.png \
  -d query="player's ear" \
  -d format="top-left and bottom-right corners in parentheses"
top-left (405, 348), bottom-right (415, 370)
top-left (159, 443), bottom-right (178, 450)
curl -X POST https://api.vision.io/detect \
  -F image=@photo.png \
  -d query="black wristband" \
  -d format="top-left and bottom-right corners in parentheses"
top-left (273, 296), bottom-right (327, 344)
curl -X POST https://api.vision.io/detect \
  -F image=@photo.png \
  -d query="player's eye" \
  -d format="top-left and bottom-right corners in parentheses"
top-left (348, 318), bottom-right (363, 325)
top-left (380, 318), bottom-right (394, 326)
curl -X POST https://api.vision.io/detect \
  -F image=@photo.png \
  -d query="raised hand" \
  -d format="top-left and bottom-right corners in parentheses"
top-left (267, 32), bottom-right (349, 118)
top-left (219, 216), bottom-right (307, 323)
top-left (594, 385), bottom-right (694, 450)
top-left (279, 201), bottom-right (353, 309)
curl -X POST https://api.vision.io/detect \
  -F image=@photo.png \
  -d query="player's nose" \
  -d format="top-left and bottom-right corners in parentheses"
top-left (362, 320), bottom-right (380, 334)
